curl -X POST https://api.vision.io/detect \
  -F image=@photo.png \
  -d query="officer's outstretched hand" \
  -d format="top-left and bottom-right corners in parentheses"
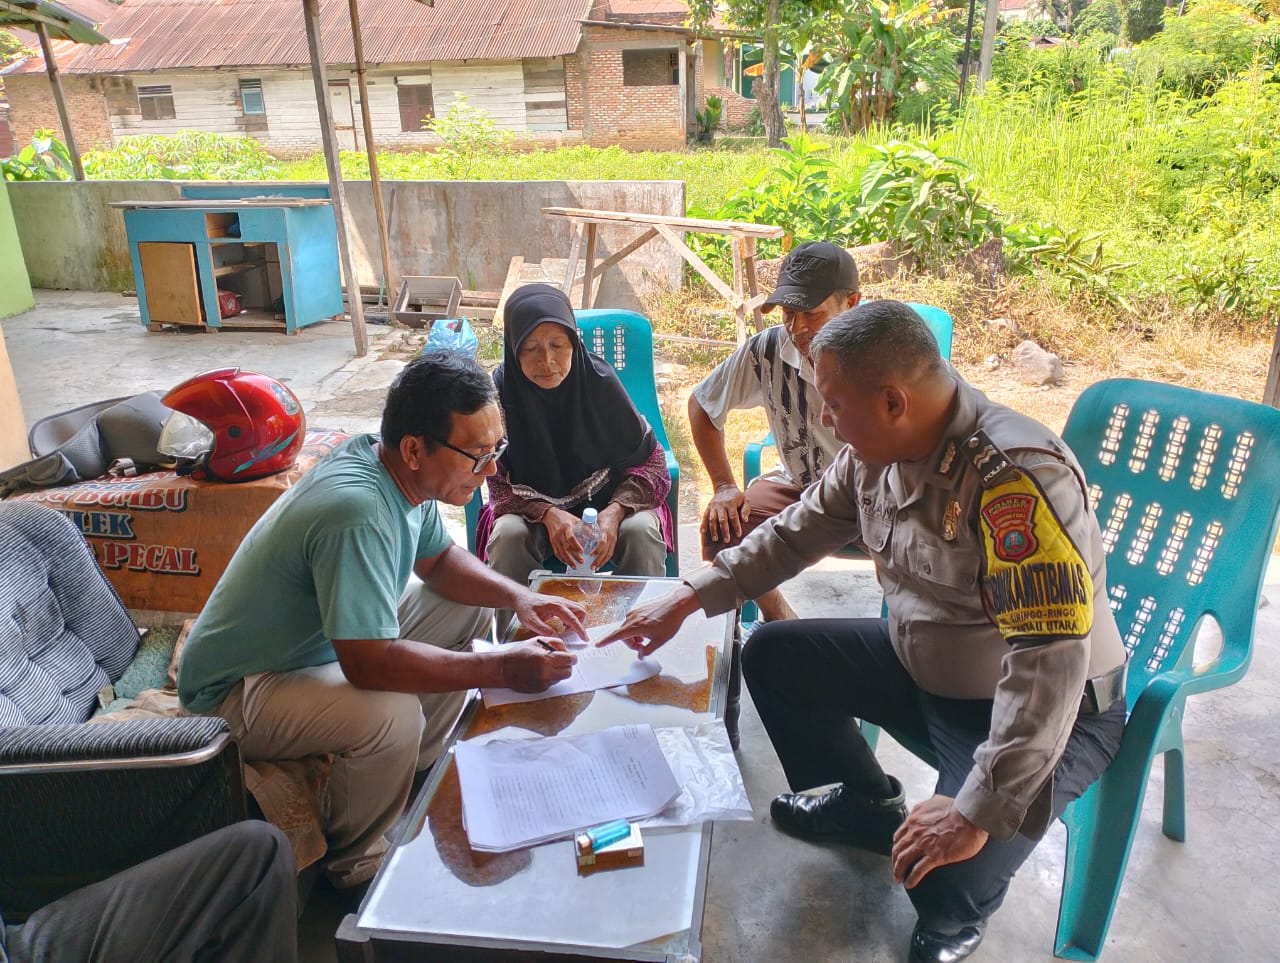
top-left (596, 584), bottom-right (703, 658)
top-left (891, 794), bottom-right (989, 889)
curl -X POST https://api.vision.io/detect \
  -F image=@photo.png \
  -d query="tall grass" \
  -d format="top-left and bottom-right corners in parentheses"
top-left (275, 144), bottom-right (777, 212)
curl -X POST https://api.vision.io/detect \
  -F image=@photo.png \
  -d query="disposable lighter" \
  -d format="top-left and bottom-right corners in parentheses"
top-left (575, 821), bottom-right (644, 873)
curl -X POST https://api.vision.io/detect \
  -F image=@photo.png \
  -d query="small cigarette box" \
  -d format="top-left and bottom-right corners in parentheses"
top-left (575, 823), bottom-right (644, 874)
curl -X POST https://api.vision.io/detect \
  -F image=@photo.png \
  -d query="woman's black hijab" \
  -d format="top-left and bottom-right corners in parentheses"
top-left (495, 284), bottom-right (656, 501)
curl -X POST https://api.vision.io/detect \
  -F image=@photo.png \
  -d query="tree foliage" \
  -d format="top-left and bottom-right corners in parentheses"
top-left (1124, 0), bottom-right (1168, 43)
top-left (1135, 0), bottom-right (1270, 96)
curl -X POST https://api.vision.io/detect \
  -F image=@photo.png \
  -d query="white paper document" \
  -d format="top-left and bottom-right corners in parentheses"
top-left (454, 723), bottom-right (680, 852)
top-left (474, 638), bottom-right (661, 707)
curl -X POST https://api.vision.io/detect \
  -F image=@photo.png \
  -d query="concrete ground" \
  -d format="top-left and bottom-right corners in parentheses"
top-left (5, 290), bottom-right (1279, 962)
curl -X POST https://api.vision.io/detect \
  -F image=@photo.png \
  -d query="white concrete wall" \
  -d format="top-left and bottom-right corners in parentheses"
top-left (8, 179), bottom-right (685, 312)
top-left (103, 60), bottom-right (569, 153)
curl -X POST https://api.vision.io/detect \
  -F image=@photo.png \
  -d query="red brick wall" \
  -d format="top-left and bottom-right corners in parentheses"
top-left (565, 49), bottom-right (585, 130)
top-left (6, 74), bottom-right (115, 152)
top-left (0, 105), bottom-right (14, 158)
top-left (581, 26), bottom-right (685, 151)
top-left (6, 75), bottom-right (115, 151)
top-left (707, 85), bottom-right (754, 131)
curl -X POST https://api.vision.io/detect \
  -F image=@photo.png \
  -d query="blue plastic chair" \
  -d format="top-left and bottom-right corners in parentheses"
top-left (863, 378), bottom-right (1280, 959)
top-left (465, 308), bottom-right (680, 578)
top-left (739, 302), bottom-right (954, 621)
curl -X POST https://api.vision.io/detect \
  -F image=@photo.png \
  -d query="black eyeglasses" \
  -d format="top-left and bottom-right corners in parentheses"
top-left (437, 437), bottom-right (508, 474)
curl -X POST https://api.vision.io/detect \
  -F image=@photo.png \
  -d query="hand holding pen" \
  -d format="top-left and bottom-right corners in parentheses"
top-left (499, 637), bottom-right (576, 693)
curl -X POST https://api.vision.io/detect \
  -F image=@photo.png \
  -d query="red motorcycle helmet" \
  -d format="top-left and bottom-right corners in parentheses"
top-left (161, 367), bottom-right (306, 482)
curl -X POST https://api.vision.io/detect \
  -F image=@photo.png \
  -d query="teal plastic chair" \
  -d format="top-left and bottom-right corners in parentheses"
top-left (465, 308), bottom-right (680, 578)
top-left (740, 302), bottom-right (954, 621)
top-left (864, 378), bottom-right (1280, 960)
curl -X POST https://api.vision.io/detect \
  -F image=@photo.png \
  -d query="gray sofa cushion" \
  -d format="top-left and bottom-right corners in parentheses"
top-left (0, 502), bottom-right (139, 725)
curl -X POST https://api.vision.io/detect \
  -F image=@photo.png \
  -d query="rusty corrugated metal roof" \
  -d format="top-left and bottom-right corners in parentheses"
top-left (12, 0), bottom-right (595, 74)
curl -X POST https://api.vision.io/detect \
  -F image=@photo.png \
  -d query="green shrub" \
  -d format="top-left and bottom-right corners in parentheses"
top-left (850, 137), bottom-right (1002, 271)
top-left (1, 130), bottom-right (74, 181)
top-left (1134, 1), bottom-right (1269, 96)
top-left (81, 131), bottom-right (277, 180)
top-left (426, 94), bottom-right (514, 177)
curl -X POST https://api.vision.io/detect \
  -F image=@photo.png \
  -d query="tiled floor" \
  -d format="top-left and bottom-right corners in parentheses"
top-left (9, 291), bottom-right (1279, 962)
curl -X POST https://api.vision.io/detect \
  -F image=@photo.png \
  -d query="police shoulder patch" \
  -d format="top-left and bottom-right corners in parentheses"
top-left (964, 430), bottom-right (1019, 489)
top-left (979, 470), bottom-right (1093, 643)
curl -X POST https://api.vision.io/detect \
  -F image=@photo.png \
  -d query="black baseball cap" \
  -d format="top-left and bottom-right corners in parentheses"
top-left (764, 241), bottom-right (860, 312)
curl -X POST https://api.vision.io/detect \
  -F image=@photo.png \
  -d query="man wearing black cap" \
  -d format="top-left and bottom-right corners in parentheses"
top-left (689, 240), bottom-right (860, 623)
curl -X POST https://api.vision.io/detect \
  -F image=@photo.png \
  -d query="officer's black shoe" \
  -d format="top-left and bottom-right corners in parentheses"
top-left (768, 776), bottom-right (906, 855)
top-left (907, 922), bottom-right (986, 963)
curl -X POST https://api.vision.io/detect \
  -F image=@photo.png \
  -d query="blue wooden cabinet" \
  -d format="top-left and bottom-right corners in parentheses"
top-left (114, 191), bottom-right (344, 335)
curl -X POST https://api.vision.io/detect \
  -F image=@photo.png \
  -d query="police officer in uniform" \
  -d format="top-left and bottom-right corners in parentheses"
top-left (599, 300), bottom-right (1127, 962)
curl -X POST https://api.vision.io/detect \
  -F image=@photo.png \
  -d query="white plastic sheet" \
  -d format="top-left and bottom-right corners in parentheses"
top-left (641, 719), bottom-right (753, 828)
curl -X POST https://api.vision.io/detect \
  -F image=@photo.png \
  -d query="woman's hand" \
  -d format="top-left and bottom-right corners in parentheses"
top-left (542, 508), bottom-right (584, 569)
top-left (592, 504), bottom-right (626, 571)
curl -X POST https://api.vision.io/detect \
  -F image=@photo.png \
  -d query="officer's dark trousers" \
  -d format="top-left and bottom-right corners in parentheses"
top-left (3, 820), bottom-right (297, 963)
top-left (743, 617), bottom-right (1125, 933)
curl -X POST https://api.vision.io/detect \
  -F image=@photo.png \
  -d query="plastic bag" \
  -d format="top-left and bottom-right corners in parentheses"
top-left (423, 317), bottom-right (478, 358)
top-left (640, 719), bottom-right (754, 828)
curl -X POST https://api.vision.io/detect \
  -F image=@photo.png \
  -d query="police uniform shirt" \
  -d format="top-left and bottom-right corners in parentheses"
top-left (686, 371), bottom-right (1128, 840)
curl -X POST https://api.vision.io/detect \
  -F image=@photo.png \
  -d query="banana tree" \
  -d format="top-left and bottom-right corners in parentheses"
top-left (810, 0), bottom-right (960, 134)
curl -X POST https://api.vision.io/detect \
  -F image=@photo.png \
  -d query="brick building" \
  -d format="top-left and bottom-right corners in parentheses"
top-left (2, 0), bottom-right (757, 157)
top-left (0, 0), bottom-right (116, 158)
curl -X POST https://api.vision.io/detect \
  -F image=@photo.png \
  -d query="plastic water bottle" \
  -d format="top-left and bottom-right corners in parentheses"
top-left (571, 508), bottom-right (601, 576)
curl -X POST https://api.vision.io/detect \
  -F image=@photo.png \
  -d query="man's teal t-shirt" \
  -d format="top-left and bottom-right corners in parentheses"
top-left (178, 434), bottom-right (452, 712)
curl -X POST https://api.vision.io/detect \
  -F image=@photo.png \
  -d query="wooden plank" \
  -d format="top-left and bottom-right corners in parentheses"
top-left (653, 222), bottom-right (739, 304)
top-left (574, 228), bottom-right (658, 283)
top-left (0, 334), bottom-right (28, 471)
top-left (1265, 323), bottom-right (1280, 408)
top-left (495, 255), bottom-right (526, 327)
top-left (654, 332), bottom-right (738, 347)
top-left (35, 22), bottom-right (84, 181)
top-left (139, 242), bottom-right (203, 326)
top-left (110, 199), bottom-right (331, 209)
top-left (216, 311), bottom-right (289, 332)
top-left (212, 261), bottom-right (259, 278)
top-left (743, 235), bottom-right (766, 333)
top-left (543, 206), bottom-right (784, 239)
top-left (581, 223), bottom-right (598, 309)
top-left (563, 222), bottom-right (585, 296)
top-left (731, 235), bottom-right (746, 344)
top-left (304, 0), bottom-right (367, 355)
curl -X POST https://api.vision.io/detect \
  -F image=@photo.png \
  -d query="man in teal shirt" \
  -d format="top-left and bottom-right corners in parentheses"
top-left (179, 352), bottom-right (584, 889)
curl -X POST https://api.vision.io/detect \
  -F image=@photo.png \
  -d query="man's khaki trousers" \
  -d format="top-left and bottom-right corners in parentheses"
top-left (211, 579), bottom-right (491, 888)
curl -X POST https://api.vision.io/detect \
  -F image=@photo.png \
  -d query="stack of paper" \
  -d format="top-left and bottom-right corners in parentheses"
top-left (454, 723), bottom-right (680, 853)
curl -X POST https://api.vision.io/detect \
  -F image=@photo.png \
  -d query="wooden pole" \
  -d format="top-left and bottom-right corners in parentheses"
top-left (976, 0), bottom-right (1001, 91)
top-left (731, 236), bottom-right (746, 344)
top-left (34, 22), bottom-right (84, 181)
top-left (303, 0), bottom-right (368, 356)
top-left (347, 0), bottom-right (397, 305)
top-left (580, 224), bottom-right (598, 309)
top-left (1263, 326), bottom-right (1280, 408)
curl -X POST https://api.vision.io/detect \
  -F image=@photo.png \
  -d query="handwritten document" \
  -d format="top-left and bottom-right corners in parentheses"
top-left (474, 638), bottom-right (661, 707)
top-left (454, 723), bottom-right (680, 852)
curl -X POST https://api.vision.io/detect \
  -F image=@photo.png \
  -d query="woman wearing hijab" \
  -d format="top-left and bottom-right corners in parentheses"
top-left (476, 284), bottom-right (673, 587)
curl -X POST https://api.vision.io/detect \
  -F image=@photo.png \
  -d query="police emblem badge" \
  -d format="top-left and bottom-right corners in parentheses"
top-left (980, 492), bottom-right (1038, 562)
